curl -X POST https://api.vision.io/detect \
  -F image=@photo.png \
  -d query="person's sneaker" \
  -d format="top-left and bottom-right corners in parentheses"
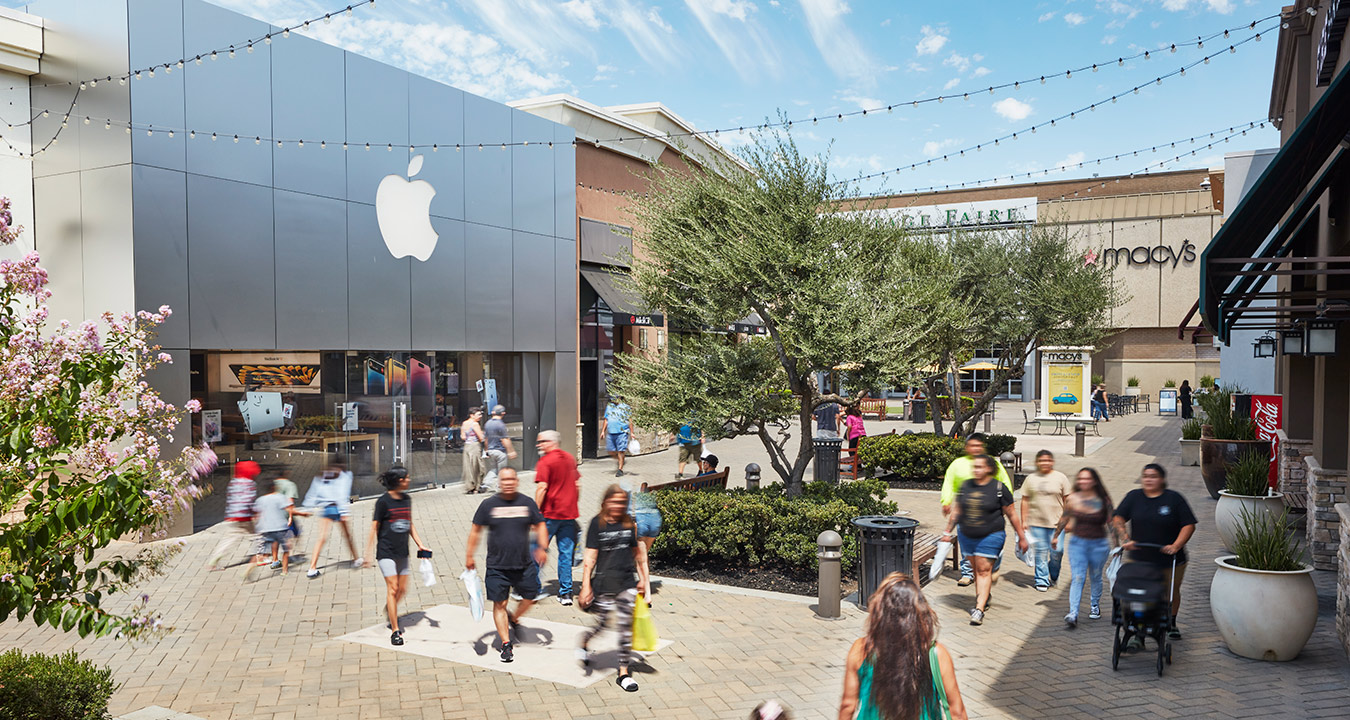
top-left (616, 469), bottom-right (625, 477)
top-left (1035, 585), bottom-right (1048, 593)
top-left (1126, 634), bottom-right (1145, 651)
top-left (269, 560), bottom-right (283, 570)
top-left (575, 646), bottom-right (590, 668)
top-left (1168, 625), bottom-right (1182, 640)
top-left (969, 608), bottom-right (984, 625)
top-left (352, 558), bottom-right (364, 569)
top-left (1064, 614), bottom-right (1077, 628)
top-left (509, 591), bottom-right (523, 601)
top-left (1089, 605), bottom-right (1102, 620)
top-left (500, 642), bottom-right (514, 663)
top-left (391, 630), bottom-right (404, 646)
top-left (956, 576), bottom-right (974, 587)
top-left (558, 594), bottom-right (573, 606)
top-left (306, 568), bottom-right (321, 579)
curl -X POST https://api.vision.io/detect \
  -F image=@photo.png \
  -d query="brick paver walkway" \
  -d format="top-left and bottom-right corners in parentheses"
top-left (1, 403), bottom-right (1347, 718)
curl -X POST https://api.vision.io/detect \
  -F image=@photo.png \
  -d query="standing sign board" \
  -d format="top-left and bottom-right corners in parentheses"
top-left (1252, 395), bottom-right (1283, 490)
top-left (1159, 389), bottom-right (1178, 416)
top-left (1039, 346), bottom-right (1093, 419)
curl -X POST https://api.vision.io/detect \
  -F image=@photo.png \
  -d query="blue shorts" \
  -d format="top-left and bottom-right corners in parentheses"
top-left (262, 530), bottom-right (289, 552)
top-left (958, 529), bottom-right (1006, 560)
top-left (321, 505), bottom-right (344, 521)
top-left (635, 512), bottom-right (662, 538)
top-left (605, 431), bottom-right (630, 453)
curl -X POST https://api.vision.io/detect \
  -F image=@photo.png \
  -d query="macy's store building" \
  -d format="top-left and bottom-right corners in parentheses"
top-left (0, 0), bottom-right (578, 530)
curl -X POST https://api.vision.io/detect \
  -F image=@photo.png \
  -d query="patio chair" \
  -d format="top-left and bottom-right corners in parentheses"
top-left (1022, 409), bottom-right (1041, 435)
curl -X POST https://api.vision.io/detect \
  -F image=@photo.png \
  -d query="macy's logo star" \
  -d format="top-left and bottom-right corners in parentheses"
top-left (1083, 249), bottom-right (1099, 266)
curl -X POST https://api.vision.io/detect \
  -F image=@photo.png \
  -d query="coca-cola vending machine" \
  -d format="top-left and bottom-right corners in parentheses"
top-left (1235, 394), bottom-right (1284, 491)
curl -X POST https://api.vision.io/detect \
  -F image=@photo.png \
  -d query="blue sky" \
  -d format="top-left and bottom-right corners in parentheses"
top-left (8, 0), bottom-right (1285, 196)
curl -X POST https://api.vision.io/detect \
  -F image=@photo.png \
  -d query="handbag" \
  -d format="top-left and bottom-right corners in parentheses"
top-left (632, 593), bottom-right (658, 652)
top-left (1103, 546), bottom-right (1124, 589)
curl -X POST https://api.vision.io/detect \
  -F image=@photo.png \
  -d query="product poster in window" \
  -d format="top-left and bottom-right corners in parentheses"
top-left (219, 352), bottom-right (321, 394)
top-left (202, 409), bottom-right (223, 444)
top-left (1046, 365), bottom-right (1084, 415)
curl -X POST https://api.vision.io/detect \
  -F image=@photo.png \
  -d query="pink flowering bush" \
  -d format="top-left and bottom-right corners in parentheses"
top-left (0, 197), bottom-right (211, 639)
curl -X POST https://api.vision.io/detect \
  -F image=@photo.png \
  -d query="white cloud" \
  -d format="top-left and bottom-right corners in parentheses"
top-left (1102, 35), bottom-right (1117, 44)
top-left (458, 0), bottom-right (591, 63)
top-left (685, 0), bottom-right (781, 80)
top-left (1057, 151), bottom-right (1087, 169)
top-left (971, 66), bottom-right (991, 78)
top-left (915, 25), bottom-right (948, 56)
top-left (907, 61), bottom-right (929, 72)
top-left (833, 153), bottom-right (885, 171)
top-left (1206, 0), bottom-right (1234, 11)
top-left (881, 18), bottom-right (892, 27)
top-left (694, 0), bottom-right (757, 21)
top-left (943, 78), bottom-right (960, 90)
top-left (992, 97), bottom-right (1032, 121)
top-left (1064, 12), bottom-right (1088, 25)
top-left (943, 53), bottom-right (971, 72)
top-left (645, 5), bottom-right (675, 33)
top-left (1159, 0), bottom-right (1233, 10)
top-left (1038, 11), bottom-right (1056, 21)
top-left (840, 92), bottom-right (884, 111)
top-left (800, 0), bottom-right (881, 83)
top-left (561, 0), bottom-right (603, 29)
top-left (1101, 1), bottom-right (1139, 20)
top-left (922, 138), bottom-right (959, 157)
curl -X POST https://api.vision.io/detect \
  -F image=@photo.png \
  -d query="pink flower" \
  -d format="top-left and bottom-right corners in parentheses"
top-left (185, 399), bottom-right (202, 413)
top-left (32, 425), bottom-right (56, 448)
top-left (157, 352), bottom-right (173, 363)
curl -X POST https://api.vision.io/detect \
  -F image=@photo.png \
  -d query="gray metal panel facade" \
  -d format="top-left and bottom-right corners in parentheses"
top-left (185, 173), bottom-right (275, 349)
top-left (132, 165), bottom-right (189, 348)
top-left (411, 217), bottom-right (467, 349)
top-left (464, 92), bottom-right (513, 229)
top-left (555, 239), bottom-right (577, 352)
top-left (410, 75), bottom-right (465, 222)
top-left (512, 231), bottom-right (556, 350)
top-left (344, 53), bottom-right (409, 205)
top-left (554, 125), bottom-right (577, 241)
top-left (274, 190), bottom-right (349, 349)
top-left (128, 0), bottom-right (185, 172)
top-left (272, 34), bottom-right (346, 200)
top-left (347, 203), bottom-right (412, 350)
top-left (463, 223), bottom-right (513, 350)
top-left (512, 110), bottom-right (555, 236)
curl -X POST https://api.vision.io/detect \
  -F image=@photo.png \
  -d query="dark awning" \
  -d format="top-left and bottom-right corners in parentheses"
top-left (1200, 61), bottom-right (1350, 342)
top-left (579, 268), bottom-right (664, 327)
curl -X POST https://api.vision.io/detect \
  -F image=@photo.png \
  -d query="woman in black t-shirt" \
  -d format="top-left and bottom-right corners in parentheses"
top-left (363, 467), bottom-right (430, 647)
top-left (578, 484), bottom-right (652, 692)
top-left (940, 455), bottom-right (1029, 626)
top-left (1112, 463), bottom-right (1196, 644)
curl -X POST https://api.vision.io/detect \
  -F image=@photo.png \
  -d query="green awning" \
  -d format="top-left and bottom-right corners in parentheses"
top-left (1200, 61), bottom-right (1350, 342)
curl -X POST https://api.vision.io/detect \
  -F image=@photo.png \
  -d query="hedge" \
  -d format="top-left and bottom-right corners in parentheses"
top-left (650, 478), bottom-right (898, 573)
top-left (983, 433), bottom-right (1017, 458)
top-left (855, 432), bottom-right (1017, 480)
top-left (0, 650), bottom-right (117, 720)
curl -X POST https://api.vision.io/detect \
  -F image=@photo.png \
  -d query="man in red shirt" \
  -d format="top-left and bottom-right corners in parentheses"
top-left (533, 429), bottom-right (580, 605)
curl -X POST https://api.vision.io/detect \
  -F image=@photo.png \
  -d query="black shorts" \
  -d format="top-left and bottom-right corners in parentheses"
top-left (485, 566), bottom-right (541, 602)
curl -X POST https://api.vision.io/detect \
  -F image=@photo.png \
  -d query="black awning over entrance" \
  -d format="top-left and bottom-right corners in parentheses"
top-left (579, 268), bottom-right (664, 327)
top-left (1200, 61), bottom-right (1350, 342)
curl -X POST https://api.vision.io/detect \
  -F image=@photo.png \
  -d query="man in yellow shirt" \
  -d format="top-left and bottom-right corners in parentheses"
top-left (941, 434), bottom-right (1014, 586)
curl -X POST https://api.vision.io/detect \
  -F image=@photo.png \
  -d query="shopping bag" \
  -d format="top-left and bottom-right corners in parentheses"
top-left (460, 568), bottom-right (485, 622)
top-left (1103, 547), bottom-right (1124, 589)
top-left (1015, 536), bottom-right (1036, 569)
top-left (420, 558), bottom-right (437, 587)
top-left (928, 540), bottom-right (953, 581)
top-left (628, 438), bottom-right (642, 455)
top-left (632, 593), bottom-right (658, 652)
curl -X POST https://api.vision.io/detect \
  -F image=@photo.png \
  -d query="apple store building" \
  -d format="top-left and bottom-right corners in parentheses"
top-left (17, 0), bottom-right (578, 529)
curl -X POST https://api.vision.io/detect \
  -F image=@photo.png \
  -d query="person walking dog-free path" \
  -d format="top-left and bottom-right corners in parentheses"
top-left (465, 467), bottom-right (549, 663)
top-left (208, 460), bottom-right (262, 570)
top-left (605, 398), bottom-right (632, 477)
top-left (303, 459), bottom-right (361, 578)
top-left (940, 434), bottom-right (1013, 586)
top-left (533, 429), bottom-right (580, 606)
top-left (1112, 463), bottom-right (1196, 645)
top-left (1054, 467), bottom-right (1116, 628)
top-left (461, 406), bottom-right (488, 493)
top-left (838, 572), bottom-right (967, 720)
top-left (482, 405), bottom-right (517, 493)
top-left (941, 455), bottom-right (1029, 626)
top-left (1019, 450), bottom-right (1072, 592)
top-left (363, 467), bottom-right (430, 647)
top-left (577, 484), bottom-right (652, 693)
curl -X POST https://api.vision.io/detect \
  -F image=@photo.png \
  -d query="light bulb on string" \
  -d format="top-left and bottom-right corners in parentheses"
top-left (195, 56), bottom-right (202, 65)
top-left (105, 120), bottom-right (110, 130)
top-left (211, 133), bottom-right (217, 141)
top-left (255, 137), bottom-right (260, 145)
top-left (126, 126), bottom-right (131, 134)
top-left (164, 64), bottom-right (171, 73)
top-left (347, 6), bottom-right (353, 16)
top-left (1180, 67), bottom-right (1186, 76)
top-left (320, 141), bottom-right (326, 148)
top-left (83, 116), bottom-right (89, 125)
top-left (247, 43), bottom-right (254, 53)
top-left (277, 140), bottom-right (282, 148)
top-left (211, 51), bottom-right (217, 60)
top-left (343, 142), bottom-right (348, 150)
top-left (265, 36), bottom-right (271, 45)
top-left (229, 48), bottom-right (236, 58)
top-left (283, 28), bottom-right (290, 38)
top-left (189, 130), bottom-right (195, 138)
top-left (298, 140), bottom-right (303, 148)
top-left (233, 135), bottom-right (239, 143)
top-left (120, 77), bottom-right (127, 84)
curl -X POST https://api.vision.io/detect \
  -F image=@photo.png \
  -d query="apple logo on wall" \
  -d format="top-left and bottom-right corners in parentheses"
top-left (375, 155), bottom-right (438, 261)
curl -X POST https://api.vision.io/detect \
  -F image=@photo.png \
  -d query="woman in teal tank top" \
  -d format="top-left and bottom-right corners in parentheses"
top-left (838, 572), bottom-right (967, 720)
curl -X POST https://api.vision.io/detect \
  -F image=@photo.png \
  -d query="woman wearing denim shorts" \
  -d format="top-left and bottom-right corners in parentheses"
top-left (941, 454), bottom-right (1029, 626)
top-left (629, 481), bottom-right (662, 556)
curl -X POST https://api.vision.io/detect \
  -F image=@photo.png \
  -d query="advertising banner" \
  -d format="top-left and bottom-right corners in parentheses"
top-left (1159, 389), bottom-right (1178, 415)
top-left (202, 409), bottom-right (223, 443)
top-left (1046, 365), bottom-right (1085, 415)
top-left (219, 352), bottom-right (321, 394)
top-left (1252, 394), bottom-right (1283, 490)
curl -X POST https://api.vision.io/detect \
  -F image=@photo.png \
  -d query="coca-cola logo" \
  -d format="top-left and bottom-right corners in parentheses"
top-left (1252, 398), bottom-right (1280, 440)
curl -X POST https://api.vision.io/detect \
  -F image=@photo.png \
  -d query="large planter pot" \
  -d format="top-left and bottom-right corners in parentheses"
top-left (1199, 436), bottom-right (1271, 499)
top-left (1125, 386), bottom-right (1141, 396)
top-left (1179, 438), bottom-right (1200, 466)
top-left (1210, 556), bottom-right (1318, 661)
top-left (1214, 490), bottom-right (1285, 552)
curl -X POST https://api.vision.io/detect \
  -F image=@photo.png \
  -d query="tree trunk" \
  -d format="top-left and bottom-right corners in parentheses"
top-left (924, 376), bottom-right (946, 436)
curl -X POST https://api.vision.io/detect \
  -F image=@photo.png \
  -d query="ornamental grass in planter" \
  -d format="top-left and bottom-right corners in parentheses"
top-left (1125, 376), bottom-right (1141, 396)
top-left (1214, 449), bottom-right (1282, 551)
top-left (1210, 507), bottom-right (1316, 661)
top-left (1197, 385), bottom-right (1264, 499)
top-left (1179, 418), bottom-right (1202, 467)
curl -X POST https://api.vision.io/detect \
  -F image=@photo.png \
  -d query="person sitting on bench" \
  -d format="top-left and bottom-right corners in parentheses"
top-left (694, 454), bottom-right (720, 477)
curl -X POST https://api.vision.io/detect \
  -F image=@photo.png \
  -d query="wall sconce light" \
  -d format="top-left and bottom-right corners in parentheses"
top-left (1281, 325), bottom-right (1305, 356)
top-left (1306, 318), bottom-right (1339, 356)
top-left (1252, 334), bottom-right (1276, 358)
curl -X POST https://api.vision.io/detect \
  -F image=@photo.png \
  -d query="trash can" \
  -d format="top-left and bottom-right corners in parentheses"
top-left (813, 436), bottom-right (844, 485)
top-left (852, 515), bottom-right (920, 609)
top-left (912, 399), bottom-right (927, 424)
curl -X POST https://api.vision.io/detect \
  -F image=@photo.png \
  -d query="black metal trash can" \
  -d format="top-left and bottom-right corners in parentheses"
top-left (912, 399), bottom-right (927, 424)
top-left (813, 436), bottom-right (844, 485)
top-left (852, 515), bottom-right (920, 609)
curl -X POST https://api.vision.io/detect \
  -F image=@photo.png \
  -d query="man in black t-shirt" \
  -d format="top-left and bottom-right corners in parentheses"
top-left (466, 467), bottom-right (549, 663)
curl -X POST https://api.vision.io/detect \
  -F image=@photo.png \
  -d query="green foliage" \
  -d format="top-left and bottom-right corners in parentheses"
top-left (1199, 374), bottom-right (1216, 388)
top-left (1127, 376), bottom-right (1140, 387)
top-left (294, 415), bottom-right (337, 433)
top-left (1164, 379), bottom-right (1177, 388)
top-left (1091, 373), bottom-right (1104, 386)
top-left (650, 479), bottom-right (898, 572)
top-left (856, 433), bottom-right (963, 480)
top-left (1197, 385), bottom-right (1256, 441)
top-left (1224, 449), bottom-right (1273, 496)
top-left (1231, 506), bottom-right (1304, 572)
top-left (1181, 418), bottom-right (1203, 440)
top-left (983, 434), bottom-right (1017, 457)
top-left (0, 649), bottom-right (117, 720)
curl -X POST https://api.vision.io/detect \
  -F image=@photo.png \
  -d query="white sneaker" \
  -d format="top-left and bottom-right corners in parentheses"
top-left (352, 558), bottom-right (364, 569)
top-left (1064, 613), bottom-right (1077, 628)
top-left (306, 568), bottom-right (321, 579)
top-left (575, 646), bottom-right (590, 668)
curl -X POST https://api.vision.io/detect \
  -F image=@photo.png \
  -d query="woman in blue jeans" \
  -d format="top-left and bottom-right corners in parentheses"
top-left (1052, 467), bottom-right (1115, 628)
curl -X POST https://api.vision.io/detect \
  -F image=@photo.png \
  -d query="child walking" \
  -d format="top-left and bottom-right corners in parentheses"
top-left (364, 467), bottom-right (430, 646)
top-left (253, 478), bottom-right (296, 575)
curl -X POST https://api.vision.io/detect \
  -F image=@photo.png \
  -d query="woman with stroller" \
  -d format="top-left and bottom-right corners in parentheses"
top-left (940, 454), bottom-right (1029, 626)
top-left (837, 572), bottom-right (967, 720)
top-left (1052, 467), bottom-right (1116, 628)
top-left (1112, 463), bottom-right (1196, 646)
top-left (577, 484), bottom-right (651, 692)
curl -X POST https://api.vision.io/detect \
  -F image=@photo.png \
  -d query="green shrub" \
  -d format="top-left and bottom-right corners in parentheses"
top-left (1224, 449), bottom-right (1272, 496)
top-left (1091, 373), bottom-right (1104, 386)
top-left (1231, 506), bottom-right (1303, 572)
top-left (1181, 418), bottom-right (1203, 440)
top-left (1199, 374), bottom-right (1216, 388)
top-left (0, 650), bottom-right (116, 720)
top-left (1164, 379), bottom-right (1177, 388)
top-left (651, 479), bottom-right (898, 573)
top-left (1127, 376), bottom-right (1140, 387)
top-left (856, 433), bottom-right (963, 480)
top-left (983, 433), bottom-right (1017, 458)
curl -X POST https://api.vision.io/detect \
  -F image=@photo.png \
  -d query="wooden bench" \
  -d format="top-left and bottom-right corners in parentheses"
top-left (912, 531), bottom-right (960, 583)
top-left (839, 430), bottom-right (897, 481)
top-left (646, 468), bottom-right (729, 492)
top-left (858, 398), bottom-right (886, 422)
top-left (1284, 490), bottom-right (1308, 514)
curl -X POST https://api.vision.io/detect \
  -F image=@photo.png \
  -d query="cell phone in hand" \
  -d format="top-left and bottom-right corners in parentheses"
top-left (417, 549), bottom-right (433, 559)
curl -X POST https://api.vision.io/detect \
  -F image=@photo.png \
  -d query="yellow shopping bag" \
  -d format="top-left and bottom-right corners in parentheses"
top-left (632, 593), bottom-right (658, 652)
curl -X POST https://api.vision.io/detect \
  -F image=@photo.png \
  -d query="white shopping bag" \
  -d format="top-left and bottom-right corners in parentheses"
top-left (1103, 547), bottom-right (1124, 589)
top-left (460, 568), bottom-right (485, 622)
top-left (929, 540), bottom-right (953, 581)
top-left (628, 438), bottom-right (642, 455)
top-left (420, 558), bottom-right (437, 587)
top-left (1015, 537), bottom-right (1037, 569)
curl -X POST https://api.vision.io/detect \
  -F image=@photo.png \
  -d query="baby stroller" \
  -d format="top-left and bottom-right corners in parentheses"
top-left (1110, 544), bottom-right (1175, 676)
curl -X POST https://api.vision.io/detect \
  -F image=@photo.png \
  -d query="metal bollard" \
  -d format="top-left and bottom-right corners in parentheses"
top-left (999, 451), bottom-right (1016, 477)
top-left (816, 530), bottom-right (843, 620)
top-left (984, 412), bottom-right (992, 433)
top-left (745, 463), bottom-right (761, 490)
top-left (1075, 423), bottom-right (1086, 457)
